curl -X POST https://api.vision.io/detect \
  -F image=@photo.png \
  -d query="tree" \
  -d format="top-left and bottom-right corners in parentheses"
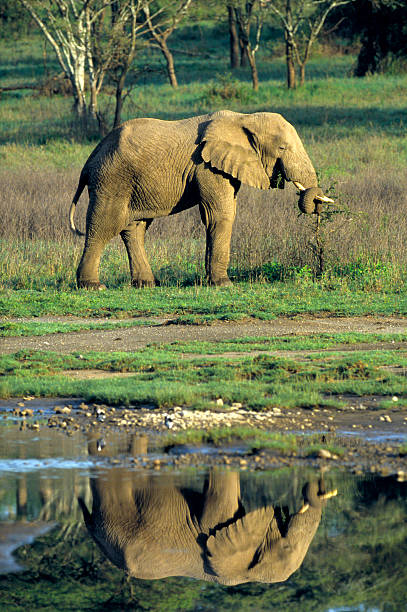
top-left (352, 0), bottom-right (407, 76)
top-left (226, 2), bottom-right (240, 69)
top-left (0, 0), bottom-right (31, 36)
top-left (233, 1), bottom-right (266, 90)
top-left (20, 0), bottom-right (90, 120)
top-left (142, 0), bottom-right (192, 88)
top-left (266, 0), bottom-right (354, 88)
top-left (18, 1), bottom-right (170, 132)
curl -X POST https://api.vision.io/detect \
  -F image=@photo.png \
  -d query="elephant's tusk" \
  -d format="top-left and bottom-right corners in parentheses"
top-left (319, 489), bottom-right (338, 500)
top-left (292, 181), bottom-right (306, 191)
top-left (298, 503), bottom-right (309, 514)
top-left (314, 194), bottom-right (334, 203)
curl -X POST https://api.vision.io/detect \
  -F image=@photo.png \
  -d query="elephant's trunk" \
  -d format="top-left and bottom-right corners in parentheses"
top-left (295, 185), bottom-right (334, 215)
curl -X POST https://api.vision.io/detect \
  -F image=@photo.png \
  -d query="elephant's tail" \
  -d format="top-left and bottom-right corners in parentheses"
top-left (69, 170), bottom-right (87, 236)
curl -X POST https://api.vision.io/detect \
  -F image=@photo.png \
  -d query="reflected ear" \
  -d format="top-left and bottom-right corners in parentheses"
top-left (205, 507), bottom-right (273, 578)
top-left (200, 117), bottom-right (270, 190)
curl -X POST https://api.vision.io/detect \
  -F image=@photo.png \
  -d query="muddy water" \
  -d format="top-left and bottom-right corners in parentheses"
top-left (0, 425), bottom-right (406, 611)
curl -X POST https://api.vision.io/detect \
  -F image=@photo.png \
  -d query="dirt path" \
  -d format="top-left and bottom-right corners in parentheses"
top-left (1, 315), bottom-right (407, 354)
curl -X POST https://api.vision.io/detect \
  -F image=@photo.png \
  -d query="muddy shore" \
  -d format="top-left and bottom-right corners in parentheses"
top-left (3, 396), bottom-right (407, 477)
top-left (2, 314), bottom-right (407, 476)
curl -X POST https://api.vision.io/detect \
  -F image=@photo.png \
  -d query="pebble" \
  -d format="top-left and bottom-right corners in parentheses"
top-left (54, 406), bottom-right (71, 414)
top-left (21, 409), bottom-right (34, 417)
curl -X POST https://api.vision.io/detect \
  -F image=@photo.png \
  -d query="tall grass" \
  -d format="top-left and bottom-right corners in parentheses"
top-left (0, 163), bottom-right (406, 290)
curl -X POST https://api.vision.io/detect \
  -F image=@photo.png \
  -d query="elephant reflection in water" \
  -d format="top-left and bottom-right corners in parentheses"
top-left (79, 442), bottom-right (336, 585)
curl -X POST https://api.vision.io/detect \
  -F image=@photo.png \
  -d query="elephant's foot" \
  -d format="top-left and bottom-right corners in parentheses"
top-left (208, 276), bottom-right (233, 287)
top-left (77, 280), bottom-right (107, 290)
top-left (131, 277), bottom-right (157, 288)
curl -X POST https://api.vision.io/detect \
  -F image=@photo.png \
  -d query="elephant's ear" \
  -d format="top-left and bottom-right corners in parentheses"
top-left (205, 507), bottom-right (273, 580)
top-left (201, 117), bottom-right (270, 190)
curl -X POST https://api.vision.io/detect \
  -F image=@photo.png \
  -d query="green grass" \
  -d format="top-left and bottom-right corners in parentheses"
top-left (1, 283), bottom-right (406, 319)
top-left (0, 318), bottom-right (160, 337)
top-left (1, 341), bottom-right (406, 408)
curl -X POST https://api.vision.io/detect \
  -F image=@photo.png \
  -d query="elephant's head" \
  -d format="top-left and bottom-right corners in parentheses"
top-left (205, 480), bottom-right (337, 585)
top-left (200, 111), bottom-right (333, 214)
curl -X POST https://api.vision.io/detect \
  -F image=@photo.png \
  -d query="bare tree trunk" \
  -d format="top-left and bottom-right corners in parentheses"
top-left (239, 37), bottom-right (249, 66)
top-left (89, 82), bottom-right (98, 119)
top-left (70, 77), bottom-right (86, 119)
top-left (285, 33), bottom-right (296, 89)
top-left (299, 62), bottom-right (305, 86)
top-left (142, 1), bottom-right (191, 89)
top-left (159, 39), bottom-right (178, 88)
top-left (247, 48), bottom-right (259, 90)
top-left (113, 73), bottom-right (125, 129)
top-left (228, 5), bottom-right (239, 69)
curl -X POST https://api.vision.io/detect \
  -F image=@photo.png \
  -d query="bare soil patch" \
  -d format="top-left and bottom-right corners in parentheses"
top-left (2, 315), bottom-right (407, 354)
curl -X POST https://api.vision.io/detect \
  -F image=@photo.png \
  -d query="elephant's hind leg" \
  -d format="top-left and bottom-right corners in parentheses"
top-left (77, 192), bottom-right (129, 290)
top-left (77, 238), bottom-right (108, 290)
top-left (120, 220), bottom-right (156, 288)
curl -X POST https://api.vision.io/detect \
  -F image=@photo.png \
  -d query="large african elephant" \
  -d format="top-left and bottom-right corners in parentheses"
top-left (79, 462), bottom-right (336, 585)
top-left (70, 110), bottom-right (333, 289)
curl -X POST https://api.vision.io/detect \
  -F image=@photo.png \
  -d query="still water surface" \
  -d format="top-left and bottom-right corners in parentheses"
top-left (0, 425), bottom-right (406, 611)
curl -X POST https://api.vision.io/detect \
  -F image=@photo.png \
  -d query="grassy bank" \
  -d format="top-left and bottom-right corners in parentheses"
top-left (1, 333), bottom-right (406, 408)
top-left (1, 283), bottom-right (406, 319)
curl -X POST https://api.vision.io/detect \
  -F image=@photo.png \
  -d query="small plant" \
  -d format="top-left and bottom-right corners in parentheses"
top-left (300, 182), bottom-right (354, 278)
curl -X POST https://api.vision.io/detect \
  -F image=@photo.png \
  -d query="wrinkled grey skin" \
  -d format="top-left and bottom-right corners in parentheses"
top-left (79, 456), bottom-right (333, 585)
top-left (70, 110), bottom-right (330, 289)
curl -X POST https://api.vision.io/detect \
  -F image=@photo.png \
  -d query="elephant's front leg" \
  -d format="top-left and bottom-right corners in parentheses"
top-left (200, 201), bottom-right (236, 286)
top-left (120, 220), bottom-right (156, 288)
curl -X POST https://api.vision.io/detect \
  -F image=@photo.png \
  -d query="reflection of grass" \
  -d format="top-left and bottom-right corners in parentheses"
top-left (303, 444), bottom-right (345, 457)
top-left (1, 342), bottom-right (406, 408)
top-left (399, 443), bottom-right (407, 456)
top-left (162, 426), bottom-right (297, 453)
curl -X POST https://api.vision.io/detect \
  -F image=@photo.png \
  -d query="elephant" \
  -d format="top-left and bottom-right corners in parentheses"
top-left (79, 443), bottom-right (337, 585)
top-left (70, 110), bottom-right (333, 289)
